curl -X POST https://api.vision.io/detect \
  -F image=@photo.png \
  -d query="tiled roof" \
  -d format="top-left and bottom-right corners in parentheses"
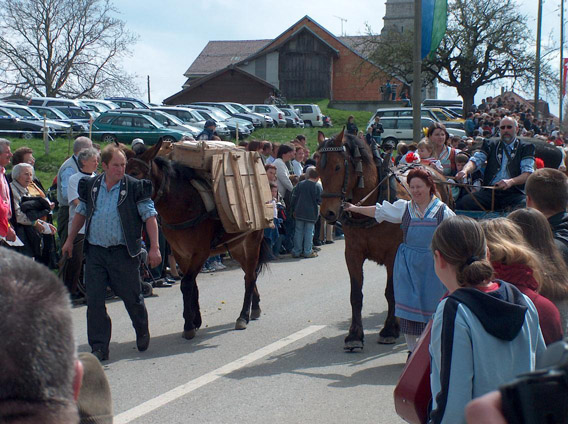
top-left (338, 35), bottom-right (376, 57)
top-left (184, 40), bottom-right (271, 77)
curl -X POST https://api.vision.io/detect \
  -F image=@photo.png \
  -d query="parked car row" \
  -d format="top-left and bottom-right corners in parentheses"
top-left (0, 95), bottom-right (328, 142)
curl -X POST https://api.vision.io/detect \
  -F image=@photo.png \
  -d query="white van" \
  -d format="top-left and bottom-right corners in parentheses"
top-left (381, 117), bottom-right (465, 145)
top-left (291, 104), bottom-right (323, 127)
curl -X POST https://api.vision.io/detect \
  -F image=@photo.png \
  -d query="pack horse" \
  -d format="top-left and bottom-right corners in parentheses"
top-left (125, 140), bottom-right (270, 340)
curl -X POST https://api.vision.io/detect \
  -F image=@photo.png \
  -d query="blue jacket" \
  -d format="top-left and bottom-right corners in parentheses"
top-left (429, 281), bottom-right (546, 424)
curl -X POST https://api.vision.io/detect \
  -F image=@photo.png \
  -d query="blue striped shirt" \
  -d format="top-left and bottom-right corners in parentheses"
top-left (76, 175), bottom-right (157, 247)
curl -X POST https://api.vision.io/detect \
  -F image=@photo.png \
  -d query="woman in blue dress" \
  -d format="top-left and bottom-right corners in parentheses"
top-left (344, 168), bottom-right (455, 351)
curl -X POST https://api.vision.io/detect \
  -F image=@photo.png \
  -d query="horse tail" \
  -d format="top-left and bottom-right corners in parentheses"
top-left (255, 237), bottom-right (272, 275)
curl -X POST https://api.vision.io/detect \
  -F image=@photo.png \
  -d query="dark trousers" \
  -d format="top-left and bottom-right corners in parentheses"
top-left (57, 205), bottom-right (69, 248)
top-left (59, 233), bottom-right (84, 295)
top-left (456, 188), bottom-right (526, 211)
top-left (85, 243), bottom-right (148, 354)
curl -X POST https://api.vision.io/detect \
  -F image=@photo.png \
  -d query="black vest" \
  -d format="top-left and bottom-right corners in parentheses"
top-left (481, 138), bottom-right (535, 193)
top-left (78, 174), bottom-right (153, 257)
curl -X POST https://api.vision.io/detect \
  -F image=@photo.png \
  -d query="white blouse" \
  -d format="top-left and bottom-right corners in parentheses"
top-left (374, 197), bottom-right (455, 223)
top-left (274, 158), bottom-right (294, 197)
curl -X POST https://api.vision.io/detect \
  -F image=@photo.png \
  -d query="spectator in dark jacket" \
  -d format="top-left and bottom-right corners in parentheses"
top-left (346, 115), bottom-right (358, 136)
top-left (290, 167), bottom-right (322, 258)
top-left (525, 168), bottom-right (568, 265)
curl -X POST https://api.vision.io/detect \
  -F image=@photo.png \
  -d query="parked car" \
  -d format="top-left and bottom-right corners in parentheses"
top-left (0, 103), bottom-right (71, 137)
top-left (0, 106), bottom-right (56, 139)
top-left (424, 107), bottom-right (465, 129)
top-left (151, 106), bottom-right (231, 138)
top-left (290, 104), bottom-right (324, 127)
top-left (226, 103), bottom-right (274, 127)
top-left (28, 106), bottom-right (90, 134)
top-left (367, 107), bottom-right (464, 130)
top-left (379, 116), bottom-right (466, 145)
top-left (104, 97), bottom-right (150, 109)
top-left (422, 99), bottom-right (463, 108)
top-left (91, 112), bottom-right (191, 145)
top-left (28, 97), bottom-right (91, 108)
top-left (245, 104), bottom-right (287, 127)
top-left (183, 105), bottom-right (253, 138)
top-left (80, 99), bottom-right (120, 112)
top-left (109, 109), bottom-right (202, 138)
top-left (281, 108), bottom-right (304, 128)
top-left (53, 106), bottom-right (99, 122)
top-left (191, 102), bottom-right (263, 127)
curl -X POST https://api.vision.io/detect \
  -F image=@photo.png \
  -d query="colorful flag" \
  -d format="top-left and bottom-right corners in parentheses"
top-left (422, 0), bottom-right (448, 59)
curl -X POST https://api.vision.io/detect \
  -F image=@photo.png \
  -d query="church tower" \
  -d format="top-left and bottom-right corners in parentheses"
top-left (381, 0), bottom-right (415, 37)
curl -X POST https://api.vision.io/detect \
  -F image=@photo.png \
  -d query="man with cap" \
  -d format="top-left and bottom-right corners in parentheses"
top-left (196, 120), bottom-right (219, 141)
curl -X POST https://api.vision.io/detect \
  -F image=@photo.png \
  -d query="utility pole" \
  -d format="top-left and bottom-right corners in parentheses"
top-left (561, 0), bottom-right (565, 124)
top-left (534, 0), bottom-right (543, 119)
top-left (412, 0), bottom-right (422, 143)
top-left (333, 15), bottom-right (347, 36)
top-left (147, 75), bottom-right (151, 104)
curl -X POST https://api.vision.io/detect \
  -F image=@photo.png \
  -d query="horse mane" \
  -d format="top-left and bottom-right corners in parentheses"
top-left (152, 155), bottom-right (196, 182)
top-left (342, 134), bottom-right (373, 165)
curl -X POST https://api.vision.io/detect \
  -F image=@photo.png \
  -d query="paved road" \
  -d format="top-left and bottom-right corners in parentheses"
top-left (71, 239), bottom-right (407, 424)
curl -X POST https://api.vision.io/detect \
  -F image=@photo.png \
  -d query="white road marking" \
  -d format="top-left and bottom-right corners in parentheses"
top-left (114, 325), bottom-right (326, 424)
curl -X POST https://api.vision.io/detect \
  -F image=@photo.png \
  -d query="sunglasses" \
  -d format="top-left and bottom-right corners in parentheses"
top-left (500, 125), bottom-right (513, 129)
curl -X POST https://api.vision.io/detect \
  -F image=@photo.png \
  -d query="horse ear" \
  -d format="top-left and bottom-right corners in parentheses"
top-left (335, 127), bottom-right (345, 146)
top-left (139, 139), bottom-right (163, 162)
top-left (317, 131), bottom-right (326, 146)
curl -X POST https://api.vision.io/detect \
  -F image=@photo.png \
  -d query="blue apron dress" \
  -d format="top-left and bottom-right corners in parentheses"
top-left (394, 199), bottom-right (448, 335)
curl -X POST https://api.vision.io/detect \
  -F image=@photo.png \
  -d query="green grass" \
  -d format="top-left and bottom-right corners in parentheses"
top-left (4, 100), bottom-right (372, 184)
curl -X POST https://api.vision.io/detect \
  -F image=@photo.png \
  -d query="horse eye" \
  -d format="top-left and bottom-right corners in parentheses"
top-left (335, 165), bottom-right (341, 171)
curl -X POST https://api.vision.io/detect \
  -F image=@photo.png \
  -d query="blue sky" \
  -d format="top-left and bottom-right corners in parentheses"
top-left (117, 0), bottom-right (560, 110)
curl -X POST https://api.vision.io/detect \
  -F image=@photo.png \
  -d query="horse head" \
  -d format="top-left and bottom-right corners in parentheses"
top-left (125, 139), bottom-right (163, 180)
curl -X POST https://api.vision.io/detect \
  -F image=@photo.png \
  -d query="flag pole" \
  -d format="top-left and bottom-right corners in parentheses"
top-left (412, 0), bottom-right (423, 143)
top-left (534, 0), bottom-right (543, 119)
top-left (560, 0), bottom-right (565, 124)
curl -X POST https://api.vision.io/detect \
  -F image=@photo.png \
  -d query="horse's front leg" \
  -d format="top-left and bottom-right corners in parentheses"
top-left (378, 259), bottom-right (400, 344)
top-left (250, 283), bottom-right (261, 320)
top-left (344, 249), bottom-right (365, 351)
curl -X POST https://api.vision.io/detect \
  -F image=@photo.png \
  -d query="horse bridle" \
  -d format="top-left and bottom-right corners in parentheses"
top-left (127, 157), bottom-right (168, 205)
top-left (319, 141), bottom-right (350, 201)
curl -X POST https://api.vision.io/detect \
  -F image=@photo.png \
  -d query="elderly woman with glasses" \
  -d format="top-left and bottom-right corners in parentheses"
top-left (10, 163), bottom-right (55, 259)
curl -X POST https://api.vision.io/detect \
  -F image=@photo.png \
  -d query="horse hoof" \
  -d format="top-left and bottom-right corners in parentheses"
top-left (344, 340), bottom-right (364, 352)
top-left (182, 329), bottom-right (197, 340)
top-left (377, 335), bottom-right (397, 345)
top-left (235, 318), bottom-right (247, 330)
top-left (250, 308), bottom-right (261, 320)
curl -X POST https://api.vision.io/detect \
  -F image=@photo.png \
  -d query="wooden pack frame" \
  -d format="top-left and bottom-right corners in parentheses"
top-left (211, 151), bottom-right (274, 233)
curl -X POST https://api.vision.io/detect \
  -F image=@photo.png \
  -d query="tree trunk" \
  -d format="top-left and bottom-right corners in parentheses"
top-left (459, 89), bottom-right (477, 116)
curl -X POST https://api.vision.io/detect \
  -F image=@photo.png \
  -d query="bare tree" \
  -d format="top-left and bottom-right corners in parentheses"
top-left (0, 0), bottom-right (139, 98)
top-left (424, 0), bottom-right (557, 115)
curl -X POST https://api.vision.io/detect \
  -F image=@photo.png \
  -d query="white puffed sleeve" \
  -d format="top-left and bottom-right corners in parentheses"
top-left (374, 199), bottom-right (409, 224)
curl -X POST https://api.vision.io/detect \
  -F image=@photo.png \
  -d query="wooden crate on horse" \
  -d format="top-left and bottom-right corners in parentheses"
top-left (211, 151), bottom-right (273, 233)
top-left (171, 140), bottom-right (238, 170)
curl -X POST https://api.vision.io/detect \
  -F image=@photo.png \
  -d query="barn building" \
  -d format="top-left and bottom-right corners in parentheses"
top-left (164, 16), bottom-right (417, 109)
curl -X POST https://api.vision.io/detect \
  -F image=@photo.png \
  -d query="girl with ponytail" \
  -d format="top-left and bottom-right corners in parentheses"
top-left (428, 216), bottom-right (545, 424)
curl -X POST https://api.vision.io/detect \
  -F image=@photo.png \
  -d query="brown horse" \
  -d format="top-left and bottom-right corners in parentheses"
top-left (125, 140), bottom-right (270, 339)
top-left (317, 129), bottom-right (403, 350)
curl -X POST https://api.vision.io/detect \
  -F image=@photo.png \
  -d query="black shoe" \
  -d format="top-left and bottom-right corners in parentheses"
top-left (325, 240), bottom-right (335, 244)
top-left (136, 332), bottom-right (150, 352)
top-left (313, 240), bottom-right (322, 246)
top-left (312, 246), bottom-right (321, 252)
top-left (92, 350), bottom-right (109, 362)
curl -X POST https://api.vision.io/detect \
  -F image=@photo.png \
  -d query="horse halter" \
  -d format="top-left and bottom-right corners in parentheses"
top-left (319, 141), bottom-right (349, 200)
top-left (127, 157), bottom-right (168, 205)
